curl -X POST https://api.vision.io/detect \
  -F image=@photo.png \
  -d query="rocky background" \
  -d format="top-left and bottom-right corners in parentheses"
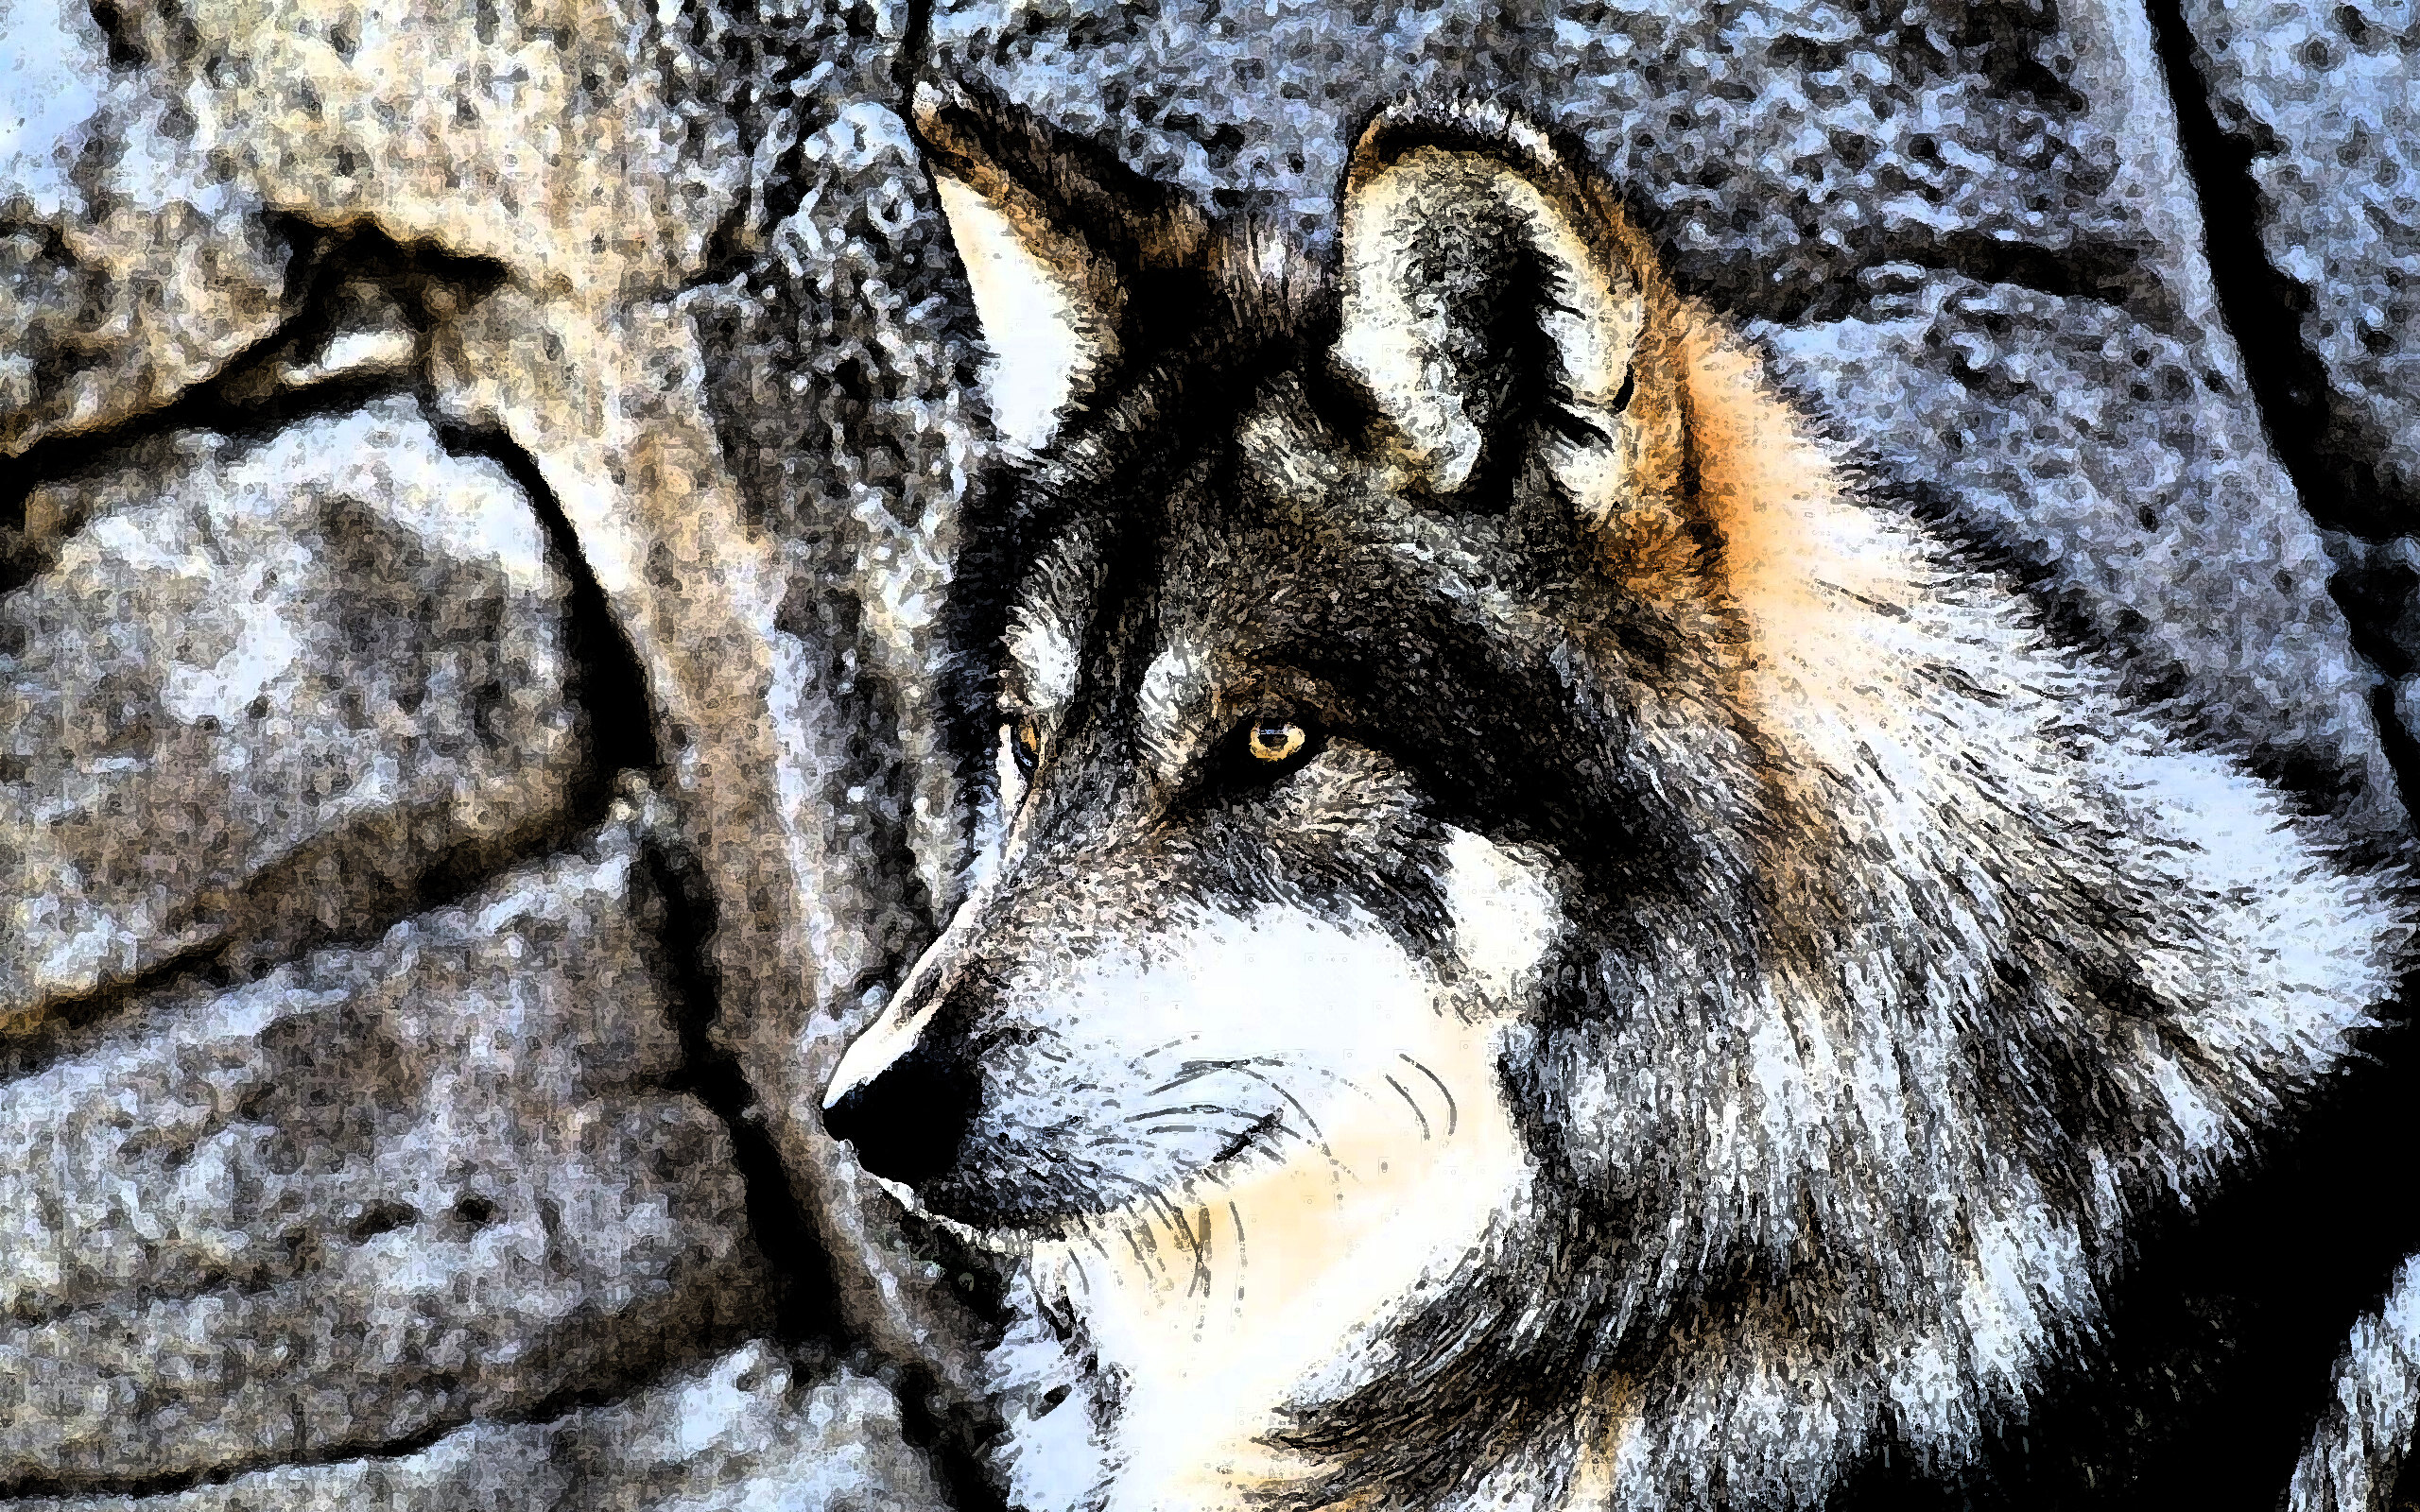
top-left (4, 0), bottom-right (2418, 1506)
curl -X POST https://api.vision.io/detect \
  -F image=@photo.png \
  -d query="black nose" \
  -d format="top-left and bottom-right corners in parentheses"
top-left (821, 1042), bottom-right (977, 1190)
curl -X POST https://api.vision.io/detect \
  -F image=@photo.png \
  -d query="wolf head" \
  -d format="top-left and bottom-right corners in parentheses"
top-left (824, 84), bottom-right (2410, 1511)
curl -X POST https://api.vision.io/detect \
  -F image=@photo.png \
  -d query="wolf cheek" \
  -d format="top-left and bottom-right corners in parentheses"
top-left (821, 827), bottom-right (1560, 1239)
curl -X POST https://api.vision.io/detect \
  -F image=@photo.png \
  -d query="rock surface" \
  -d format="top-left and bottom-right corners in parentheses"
top-left (0, 821), bottom-right (771, 1487)
top-left (7, 0), bottom-right (2420, 1505)
top-left (6, 0), bottom-right (989, 1494)
top-left (678, 0), bottom-right (992, 1395)
top-left (2179, 0), bottom-right (2420, 505)
top-left (4, 396), bottom-right (584, 1018)
top-left (2171, 0), bottom-right (2420, 794)
top-left (0, 0), bottom-right (299, 453)
top-left (5, 1343), bottom-right (944, 1512)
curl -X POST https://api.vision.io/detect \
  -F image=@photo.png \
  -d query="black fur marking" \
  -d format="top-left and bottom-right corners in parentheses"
top-left (877, 88), bottom-right (2416, 1512)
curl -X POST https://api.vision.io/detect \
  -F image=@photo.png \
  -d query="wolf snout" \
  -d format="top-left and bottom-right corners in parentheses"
top-left (821, 1040), bottom-right (977, 1191)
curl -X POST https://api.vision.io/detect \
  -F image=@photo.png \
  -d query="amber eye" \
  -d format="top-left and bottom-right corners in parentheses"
top-left (1010, 718), bottom-right (1043, 778)
top-left (1246, 719), bottom-right (1306, 763)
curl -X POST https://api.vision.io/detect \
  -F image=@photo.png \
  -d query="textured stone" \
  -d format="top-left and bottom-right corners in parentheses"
top-left (222, 277), bottom-right (424, 404)
top-left (2180, 0), bottom-right (2420, 503)
top-left (6, 0), bottom-right (994, 1394)
top-left (929, 0), bottom-right (2145, 313)
top-left (2, 1343), bottom-right (944, 1512)
top-left (0, 0), bottom-right (746, 455)
top-left (670, 0), bottom-right (993, 1397)
top-left (2172, 0), bottom-right (2420, 775)
top-left (0, 818), bottom-right (769, 1486)
top-left (3, 395), bottom-right (584, 1017)
top-left (0, 0), bottom-right (300, 454)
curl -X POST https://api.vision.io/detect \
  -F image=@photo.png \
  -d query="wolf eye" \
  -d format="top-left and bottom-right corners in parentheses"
top-left (1221, 713), bottom-right (1322, 786)
top-left (1010, 717), bottom-right (1043, 778)
top-left (1197, 711), bottom-right (1326, 803)
top-left (1247, 720), bottom-right (1306, 763)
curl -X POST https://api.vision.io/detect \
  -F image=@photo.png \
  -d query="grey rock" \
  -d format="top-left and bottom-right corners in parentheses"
top-left (0, 819), bottom-right (770, 1486)
top-left (0, 1342), bottom-right (943, 1512)
top-left (0, 0), bottom-right (299, 454)
top-left (3, 396), bottom-right (586, 1015)
top-left (0, 0), bottom-right (750, 457)
top-left (2179, 0), bottom-right (2420, 502)
top-left (543, 1343), bottom-right (949, 1512)
top-left (930, 0), bottom-right (2144, 313)
top-left (2173, 0), bottom-right (2420, 771)
top-left (686, 0), bottom-right (995, 1398)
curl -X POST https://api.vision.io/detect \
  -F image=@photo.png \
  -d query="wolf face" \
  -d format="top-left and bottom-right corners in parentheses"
top-left (823, 84), bottom-right (2410, 1512)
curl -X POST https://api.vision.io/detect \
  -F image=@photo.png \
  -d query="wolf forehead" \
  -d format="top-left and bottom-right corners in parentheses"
top-left (983, 408), bottom-right (1665, 855)
top-left (996, 398), bottom-right (1528, 694)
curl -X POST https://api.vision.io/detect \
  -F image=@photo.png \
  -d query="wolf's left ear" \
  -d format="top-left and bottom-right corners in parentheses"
top-left (913, 80), bottom-right (1211, 450)
top-left (1334, 105), bottom-right (1685, 522)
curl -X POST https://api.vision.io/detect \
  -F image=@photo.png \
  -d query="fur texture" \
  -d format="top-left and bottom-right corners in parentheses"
top-left (822, 85), bottom-right (2414, 1511)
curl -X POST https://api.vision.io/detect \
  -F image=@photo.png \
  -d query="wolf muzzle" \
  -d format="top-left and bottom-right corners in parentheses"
top-left (821, 930), bottom-right (989, 1192)
top-left (821, 1038), bottom-right (977, 1190)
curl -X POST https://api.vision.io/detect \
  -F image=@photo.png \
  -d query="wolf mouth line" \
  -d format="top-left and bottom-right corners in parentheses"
top-left (819, 79), bottom-right (2411, 1512)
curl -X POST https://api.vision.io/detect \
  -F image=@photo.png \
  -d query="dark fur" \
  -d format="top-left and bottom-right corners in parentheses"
top-left (832, 85), bottom-right (2419, 1511)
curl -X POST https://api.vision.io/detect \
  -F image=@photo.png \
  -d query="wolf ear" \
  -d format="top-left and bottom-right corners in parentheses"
top-left (1334, 105), bottom-right (1685, 520)
top-left (912, 80), bottom-right (1211, 450)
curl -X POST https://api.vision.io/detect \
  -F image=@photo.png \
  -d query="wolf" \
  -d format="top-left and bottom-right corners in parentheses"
top-left (821, 82), bottom-right (2415, 1511)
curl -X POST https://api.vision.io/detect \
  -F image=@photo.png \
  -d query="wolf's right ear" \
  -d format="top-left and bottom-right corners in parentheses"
top-left (1333, 103), bottom-right (1686, 534)
top-left (912, 81), bottom-right (1210, 450)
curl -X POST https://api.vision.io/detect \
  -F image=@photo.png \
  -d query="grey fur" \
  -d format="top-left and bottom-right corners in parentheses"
top-left (2291, 1255), bottom-right (2420, 1512)
top-left (827, 91), bottom-right (2414, 1511)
